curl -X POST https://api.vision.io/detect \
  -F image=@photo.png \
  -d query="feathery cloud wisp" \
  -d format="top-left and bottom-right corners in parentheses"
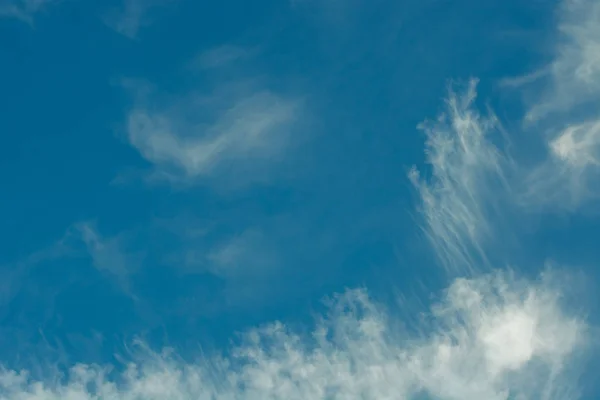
top-left (126, 89), bottom-right (301, 185)
top-left (409, 79), bottom-right (511, 275)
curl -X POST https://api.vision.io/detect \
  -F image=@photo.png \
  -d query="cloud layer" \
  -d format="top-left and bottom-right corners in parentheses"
top-left (0, 270), bottom-right (587, 400)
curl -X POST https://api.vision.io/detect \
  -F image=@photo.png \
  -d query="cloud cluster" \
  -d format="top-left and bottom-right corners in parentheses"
top-left (410, 0), bottom-right (600, 278)
top-left (0, 271), bottom-right (587, 400)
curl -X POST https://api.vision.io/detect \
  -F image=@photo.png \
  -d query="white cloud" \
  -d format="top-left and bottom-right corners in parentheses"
top-left (409, 0), bottom-right (600, 267)
top-left (524, 0), bottom-right (600, 124)
top-left (0, 270), bottom-right (587, 399)
top-left (0, 0), bottom-right (54, 24)
top-left (505, 0), bottom-right (600, 211)
top-left (409, 79), bottom-right (511, 274)
top-left (522, 119), bottom-right (600, 210)
top-left (126, 89), bottom-right (301, 185)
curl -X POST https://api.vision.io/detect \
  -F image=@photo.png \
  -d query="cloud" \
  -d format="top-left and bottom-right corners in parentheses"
top-left (409, 79), bottom-right (512, 275)
top-left (0, 0), bottom-right (54, 24)
top-left (0, 1), bottom-right (594, 398)
top-left (0, 56), bottom-right (593, 400)
top-left (409, 0), bottom-right (600, 269)
top-left (524, 0), bottom-right (600, 124)
top-left (125, 88), bottom-right (301, 186)
top-left (502, 0), bottom-right (600, 211)
top-left (0, 270), bottom-right (587, 399)
top-left (103, 0), bottom-right (169, 39)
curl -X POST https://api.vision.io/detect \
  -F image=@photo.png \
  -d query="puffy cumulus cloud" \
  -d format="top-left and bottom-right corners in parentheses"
top-left (0, 0), bottom-right (53, 24)
top-left (0, 270), bottom-right (587, 400)
top-left (409, 79), bottom-right (511, 275)
top-left (125, 89), bottom-right (301, 186)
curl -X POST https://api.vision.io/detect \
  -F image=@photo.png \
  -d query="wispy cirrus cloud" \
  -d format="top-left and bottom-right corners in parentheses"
top-left (409, 79), bottom-right (512, 275)
top-left (118, 42), bottom-right (306, 187)
top-left (120, 47), bottom-right (304, 187)
top-left (410, 0), bottom-right (600, 276)
top-left (508, 0), bottom-right (600, 211)
top-left (127, 90), bottom-right (300, 185)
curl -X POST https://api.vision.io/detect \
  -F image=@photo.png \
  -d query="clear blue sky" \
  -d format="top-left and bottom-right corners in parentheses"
top-left (1, 0), bottom-right (599, 398)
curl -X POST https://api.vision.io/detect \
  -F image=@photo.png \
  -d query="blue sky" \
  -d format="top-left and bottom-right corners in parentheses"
top-left (1, 0), bottom-right (600, 398)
